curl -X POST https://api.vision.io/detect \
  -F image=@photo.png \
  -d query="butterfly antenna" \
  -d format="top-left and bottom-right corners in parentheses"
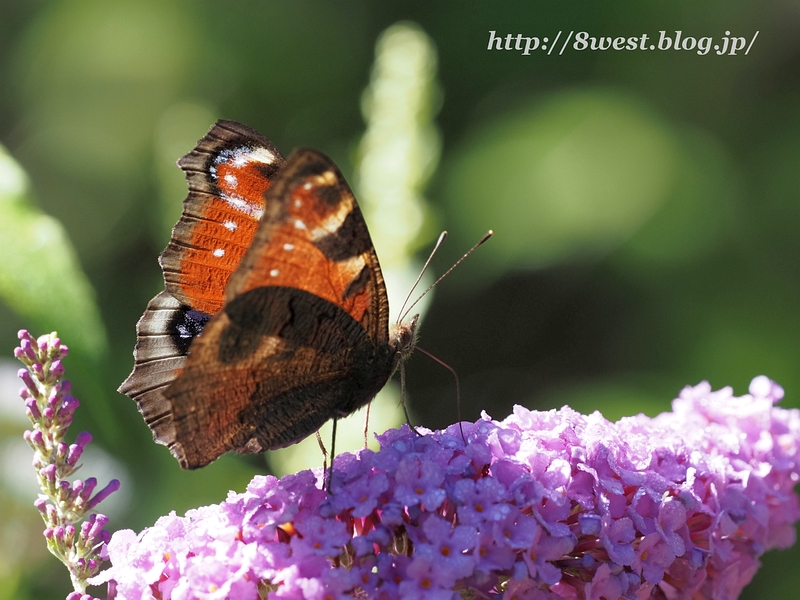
top-left (396, 231), bottom-right (448, 324)
top-left (400, 230), bottom-right (494, 323)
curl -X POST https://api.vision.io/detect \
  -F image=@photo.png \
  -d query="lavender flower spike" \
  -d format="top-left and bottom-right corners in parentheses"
top-left (93, 377), bottom-right (799, 599)
top-left (16, 330), bottom-right (117, 599)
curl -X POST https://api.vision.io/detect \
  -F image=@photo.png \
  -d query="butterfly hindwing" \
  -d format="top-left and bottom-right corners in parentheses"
top-left (164, 287), bottom-right (392, 468)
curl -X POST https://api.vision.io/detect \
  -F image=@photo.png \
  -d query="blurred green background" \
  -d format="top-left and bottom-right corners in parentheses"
top-left (1, 1), bottom-right (798, 598)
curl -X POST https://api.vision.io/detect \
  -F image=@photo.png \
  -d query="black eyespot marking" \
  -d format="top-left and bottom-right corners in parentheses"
top-left (170, 307), bottom-right (212, 354)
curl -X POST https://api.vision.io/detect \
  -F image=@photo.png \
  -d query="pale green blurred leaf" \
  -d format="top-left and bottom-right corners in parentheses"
top-left (444, 89), bottom-right (679, 273)
top-left (357, 22), bottom-right (442, 267)
top-left (0, 145), bottom-right (106, 361)
top-left (0, 572), bottom-right (22, 600)
top-left (12, 0), bottom-right (199, 256)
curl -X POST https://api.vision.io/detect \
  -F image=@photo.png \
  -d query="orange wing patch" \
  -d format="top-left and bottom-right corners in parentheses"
top-left (161, 121), bottom-right (285, 314)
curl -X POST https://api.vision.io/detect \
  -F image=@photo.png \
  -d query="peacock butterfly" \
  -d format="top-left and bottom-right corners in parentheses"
top-left (119, 120), bottom-right (417, 469)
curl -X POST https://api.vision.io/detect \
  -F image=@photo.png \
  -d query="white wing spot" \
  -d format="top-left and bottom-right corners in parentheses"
top-left (213, 248), bottom-right (225, 258)
top-left (224, 174), bottom-right (238, 188)
top-left (303, 182), bottom-right (313, 190)
top-left (270, 269), bottom-right (280, 277)
top-left (249, 147), bottom-right (276, 164)
top-left (283, 243), bottom-right (295, 251)
top-left (223, 220), bottom-right (238, 231)
top-left (224, 195), bottom-right (263, 219)
top-left (294, 219), bottom-right (307, 230)
top-left (226, 197), bottom-right (248, 211)
top-left (294, 198), bottom-right (302, 208)
top-left (215, 145), bottom-right (276, 169)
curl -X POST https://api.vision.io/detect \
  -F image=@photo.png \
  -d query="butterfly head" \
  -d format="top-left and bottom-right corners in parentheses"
top-left (389, 314), bottom-right (419, 369)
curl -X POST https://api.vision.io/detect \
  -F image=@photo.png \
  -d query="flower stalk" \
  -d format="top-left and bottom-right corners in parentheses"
top-left (16, 330), bottom-right (118, 599)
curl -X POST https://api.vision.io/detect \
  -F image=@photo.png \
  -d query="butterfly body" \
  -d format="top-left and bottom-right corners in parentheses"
top-left (120, 120), bottom-right (416, 469)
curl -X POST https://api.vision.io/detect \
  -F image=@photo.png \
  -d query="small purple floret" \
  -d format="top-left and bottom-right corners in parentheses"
top-left (18, 368), bottom-right (37, 394)
top-left (87, 480), bottom-right (121, 510)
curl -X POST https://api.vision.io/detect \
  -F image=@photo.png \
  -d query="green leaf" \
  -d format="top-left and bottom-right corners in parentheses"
top-left (0, 144), bottom-right (107, 361)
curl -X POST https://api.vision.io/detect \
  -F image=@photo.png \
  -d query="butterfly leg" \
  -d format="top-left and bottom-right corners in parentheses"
top-left (363, 402), bottom-right (372, 449)
top-left (325, 417), bottom-right (338, 493)
top-left (315, 430), bottom-right (328, 483)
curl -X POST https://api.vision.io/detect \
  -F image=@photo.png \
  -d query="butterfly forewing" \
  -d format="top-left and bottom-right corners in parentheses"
top-left (228, 149), bottom-right (390, 343)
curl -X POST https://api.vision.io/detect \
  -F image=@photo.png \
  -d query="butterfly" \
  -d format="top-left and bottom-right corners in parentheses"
top-left (119, 120), bottom-right (418, 469)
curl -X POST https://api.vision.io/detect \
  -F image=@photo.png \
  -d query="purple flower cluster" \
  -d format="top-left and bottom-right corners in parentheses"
top-left (94, 376), bottom-right (799, 599)
top-left (16, 330), bottom-right (119, 599)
